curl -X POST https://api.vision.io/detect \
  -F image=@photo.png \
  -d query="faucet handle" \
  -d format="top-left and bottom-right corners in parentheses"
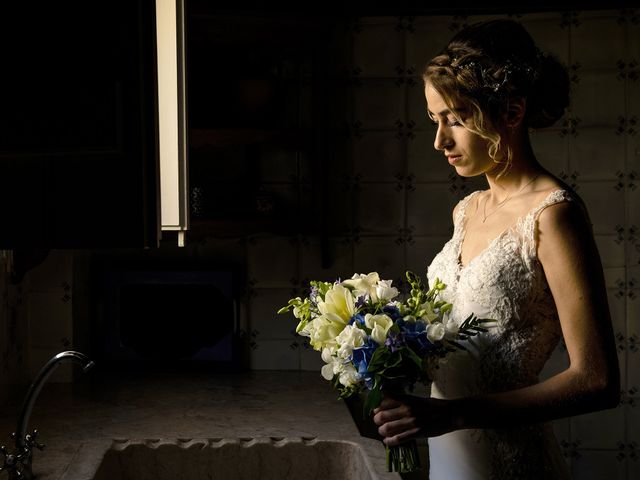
top-left (25, 429), bottom-right (45, 451)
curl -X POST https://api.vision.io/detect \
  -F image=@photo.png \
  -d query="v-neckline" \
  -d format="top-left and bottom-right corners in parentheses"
top-left (456, 226), bottom-right (511, 272)
top-left (455, 188), bottom-right (566, 272)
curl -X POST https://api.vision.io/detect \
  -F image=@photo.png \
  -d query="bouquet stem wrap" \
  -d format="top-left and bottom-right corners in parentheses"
top-left (386, 440), bottom-right (420, 473)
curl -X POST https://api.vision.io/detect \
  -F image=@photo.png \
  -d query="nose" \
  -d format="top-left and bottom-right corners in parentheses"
top-left (434, 124), bottom-right (453, 151)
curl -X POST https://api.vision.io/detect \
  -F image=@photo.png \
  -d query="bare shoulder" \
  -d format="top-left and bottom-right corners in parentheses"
top-left (536, 191), bottom-right (594, 261)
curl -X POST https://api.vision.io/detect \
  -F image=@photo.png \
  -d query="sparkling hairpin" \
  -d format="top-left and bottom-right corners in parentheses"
top-left (451, 54), bottom-right (540, 93)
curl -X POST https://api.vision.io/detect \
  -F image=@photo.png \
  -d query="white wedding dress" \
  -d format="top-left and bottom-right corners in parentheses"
top-left (426, 189), bottom-right (573, 480)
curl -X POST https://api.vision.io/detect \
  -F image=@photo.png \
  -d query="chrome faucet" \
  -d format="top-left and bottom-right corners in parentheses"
top-left (1, 351), bottom-right (94, 479)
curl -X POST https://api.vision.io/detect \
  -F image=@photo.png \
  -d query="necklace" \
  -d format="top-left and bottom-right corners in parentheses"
top-left (481, 174), bottom-right (541, 223)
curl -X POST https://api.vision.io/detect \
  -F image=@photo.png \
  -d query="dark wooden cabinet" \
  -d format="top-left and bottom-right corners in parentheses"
top-left (0, 0), bottom-right (159, 248)
top-left (184, 10), bottom-right (336, 239)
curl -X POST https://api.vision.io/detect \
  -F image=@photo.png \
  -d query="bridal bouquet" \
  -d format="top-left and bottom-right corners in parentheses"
top-left (277, 271), bottom-right (491, 473)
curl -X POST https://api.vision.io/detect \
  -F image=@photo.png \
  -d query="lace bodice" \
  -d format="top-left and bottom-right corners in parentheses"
top-left (426, 188), bottom-right (573, 480)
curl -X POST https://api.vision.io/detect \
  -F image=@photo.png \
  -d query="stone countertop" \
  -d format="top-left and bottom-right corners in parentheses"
top-left (0, 370), bottom-right (400, 480)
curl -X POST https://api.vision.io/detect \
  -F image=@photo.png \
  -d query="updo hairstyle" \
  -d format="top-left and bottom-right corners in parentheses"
top-left (423, 19), bottom-right (570, 177)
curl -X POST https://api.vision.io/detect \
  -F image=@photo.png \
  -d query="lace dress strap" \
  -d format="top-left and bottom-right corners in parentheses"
top-left (520, 189), bottom-right (574, 259)
top-left (453, 190), bottom-right (483, 233)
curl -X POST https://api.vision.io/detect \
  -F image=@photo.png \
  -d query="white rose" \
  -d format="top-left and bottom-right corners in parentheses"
top-left (338, 363), bottom-right (360, 387)
top-left (375, 279), bottom-right (399, 301)
top-left (427, 322), bottom-right (446, 343)
top-left (336, 324), bottom-right (366, 359)
top-left (364, 313), bottom-right (393, 344)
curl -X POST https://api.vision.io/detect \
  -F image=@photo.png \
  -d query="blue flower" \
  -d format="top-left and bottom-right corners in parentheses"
top-left (351, 339), bottom-right (378, 388)
top-left (384, 330), bottom-right (406, 353)
top-left (399, 320), bottom-right (437, 356)
top-left (349, 313), bottom-right (366, 326)
top-left (382, 304), bottom-right (402, 320)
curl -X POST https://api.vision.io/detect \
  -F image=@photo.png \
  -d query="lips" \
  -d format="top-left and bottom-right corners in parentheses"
top-left (447, 155), bottom-right (462, 165)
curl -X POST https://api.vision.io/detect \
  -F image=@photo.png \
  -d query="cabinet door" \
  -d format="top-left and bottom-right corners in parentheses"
top-left (0, 0), bottom-right (159, 248)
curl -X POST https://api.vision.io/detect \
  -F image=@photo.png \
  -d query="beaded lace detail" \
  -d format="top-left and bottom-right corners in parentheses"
top-left (426, 189), bottom-right (573, 480)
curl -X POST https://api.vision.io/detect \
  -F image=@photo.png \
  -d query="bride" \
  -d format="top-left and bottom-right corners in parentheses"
top-left (372, 19), bottom-right (620, 479)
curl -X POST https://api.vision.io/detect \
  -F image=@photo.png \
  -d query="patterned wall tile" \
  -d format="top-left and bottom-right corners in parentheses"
top-left (627, 292), bottom-right (640, 396)
top-left (571, 403), bottom-right (626, 449)
top-left (27, 292), bottom-right (72, 349)
top-left (352, 22), bottom-right (404, 77)
top-left (530, 129), bottom-right (570, 175)
top-left (249, 288), bottom-right (297, 341)
top-left (299, 342), bottom-right (325, 372)
top-left (405, 18), bottom-right (456, 76)
top-left (247, 235), bottom-right (298, 288)
top-left (571, 450), bottom-right (626, 480)
top-left (352, 130), bottom-right (405, 182)
top-left (255, 148), bottom-right (299, 183)
top-left (299, 236), bottom-right (354, 286)
top-left (521, 14), bottom-right (570, 64)
top-left (406, 78), bottom-right (430, 128)
top-left (407, 128), bottom-right (457, 182)
top-left (571, 128), bottom-right (626, 180)
top-left (355, 182), bottom-right (405, 236)
top-left (407, 183), bottom-right (458, 237)
top-left (571, 70), bottom-right (626, 126)
top-left (353, 79), bottom-right (406, 129)
top-left (579, 182), bottom-right (625, 235)
top-left (324, 182), bottom-right (355, 236)
top-left (571, 13), bottom-right (625, 69)
top-left (352, 236), bottom-right (406, 288)
top-left (249, 338), bottom-right (300, 370)
top-left (405, 235), bottom-right (451, 277)
top-left (596, 235), bottom-right (626, 269)
top-left (25, 250), bottom-right (73, 294)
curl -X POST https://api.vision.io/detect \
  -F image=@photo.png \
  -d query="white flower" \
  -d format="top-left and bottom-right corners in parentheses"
top-left (338, 363), bottom-right (360, 387)
top-left (321, 346), bottom-right (339, 380)
top-left (304, 315), bottom-right (345, 351)
top-left (317, 284), bottom-right (356, 324)
top-left (364, 313), bottom-right (393, 344)
top-left (444, 318), bottom-right (459, 340)
top-left (419, 302), bottom-right (440, 323)
top-left (375, 279), bottom-right (399, 301)
top-left (342, 272), bottom-right (380, 301)
top-left (336, 324), bottom-right (366, 359)
top-left (427, 322), bottom-right (446, 342)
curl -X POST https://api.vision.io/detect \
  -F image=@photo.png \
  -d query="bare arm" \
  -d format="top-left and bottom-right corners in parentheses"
top-left (374, 200), bottom-right (620, 445)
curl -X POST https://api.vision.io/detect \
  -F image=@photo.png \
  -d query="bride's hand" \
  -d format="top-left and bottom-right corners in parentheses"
top-left (372, 394), bottom-right (459, 446)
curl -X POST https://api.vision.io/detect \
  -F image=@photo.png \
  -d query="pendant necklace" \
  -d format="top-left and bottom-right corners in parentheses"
top-left (482, 174), bottom-right (541, 223)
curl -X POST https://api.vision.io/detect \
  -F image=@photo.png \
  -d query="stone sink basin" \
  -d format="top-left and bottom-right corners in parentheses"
top-left (61, 437), bottom-right (379, 480)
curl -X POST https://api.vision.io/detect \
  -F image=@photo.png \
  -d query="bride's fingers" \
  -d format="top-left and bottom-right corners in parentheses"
top-left (377, 416), bottom-right (417, 438)
top-left (372, 404), bottom-right (408, 426)
top-left (382, 426), bottom-right (421, 447)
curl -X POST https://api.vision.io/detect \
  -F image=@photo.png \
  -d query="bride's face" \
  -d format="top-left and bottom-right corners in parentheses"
top-left (424, 83), bottom-right (494, 178)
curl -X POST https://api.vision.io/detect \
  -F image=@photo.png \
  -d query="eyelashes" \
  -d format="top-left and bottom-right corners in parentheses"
top-left (430, 118), bottom-right (463, 127)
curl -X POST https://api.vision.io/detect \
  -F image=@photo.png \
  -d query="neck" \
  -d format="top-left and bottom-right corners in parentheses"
top-left (485, 135), bottom-right (543, 202)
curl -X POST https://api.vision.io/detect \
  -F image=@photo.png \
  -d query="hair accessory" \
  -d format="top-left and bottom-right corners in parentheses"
top-left (451, 52), bottom-right (542, 93)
